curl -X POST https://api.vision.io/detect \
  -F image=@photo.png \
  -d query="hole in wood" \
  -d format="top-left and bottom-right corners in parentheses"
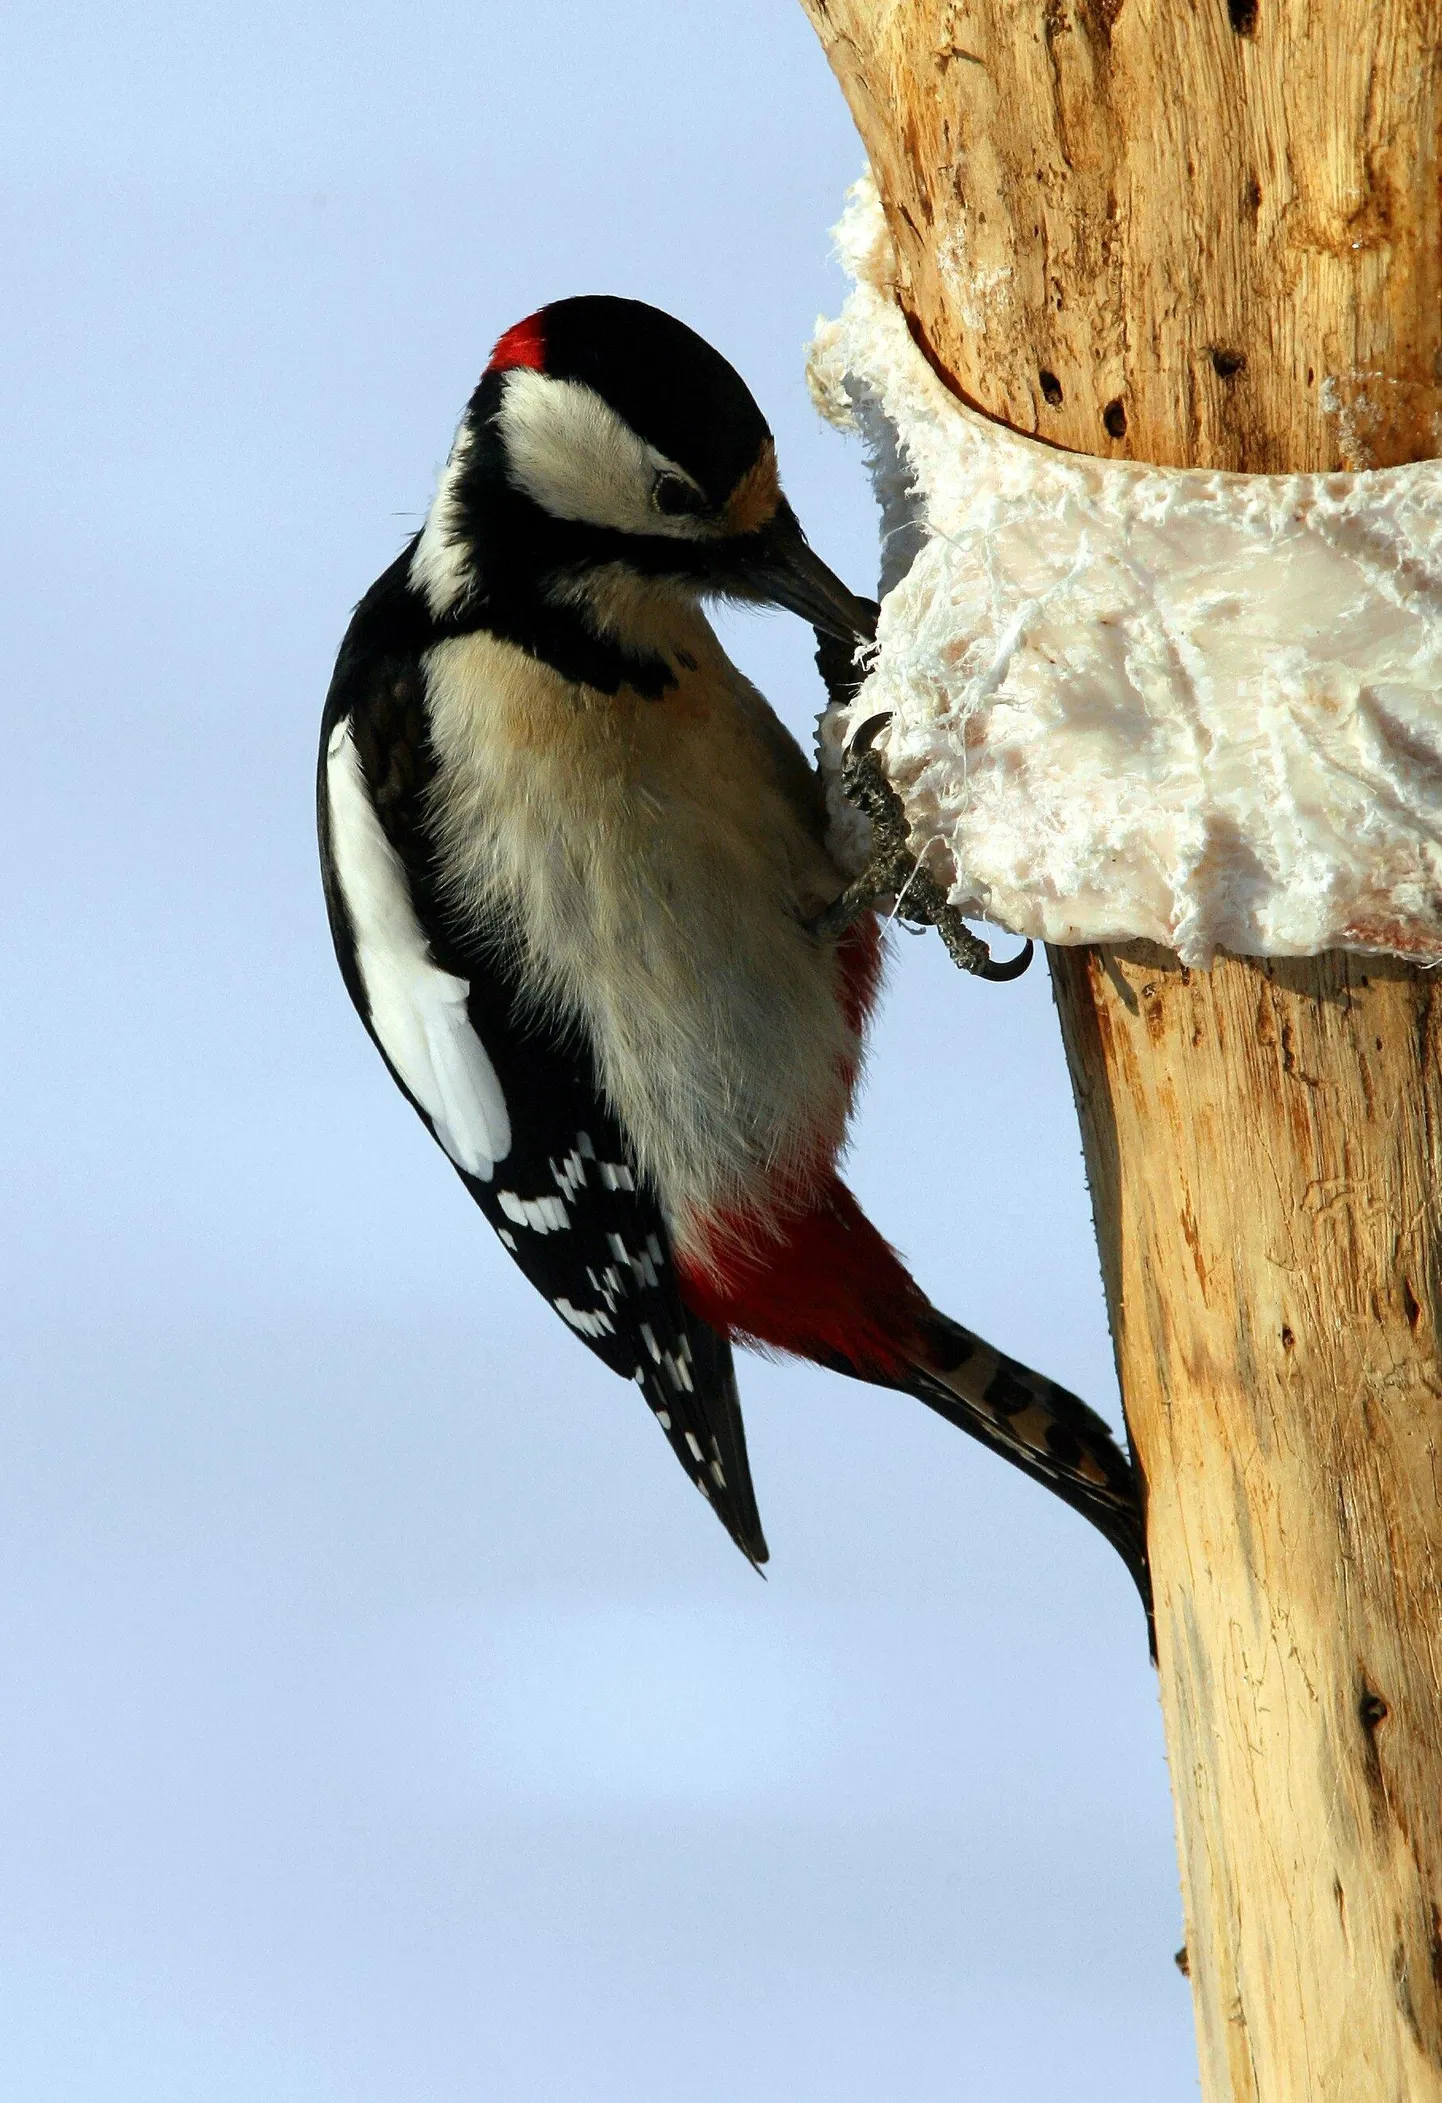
top-left (1211, 347), bottom-right (1247, 379)
top-left (1360, 1689), bottom-right (1390, 1731)
top-left (1103, 397), bottom-right (1127, 438)
top-left (1227, 0), bottom-right (1259, 34)
top-left (1404, 1277), bottom-right (1422, 1329)
top-left (1281, 1324), bottom-right (1296, 1352)
top-left (1038, 369), bottom-right (1064, 406)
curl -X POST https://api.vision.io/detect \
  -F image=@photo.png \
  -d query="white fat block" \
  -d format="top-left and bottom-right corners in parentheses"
top-left (808, 174), bottom-right (1442, 967)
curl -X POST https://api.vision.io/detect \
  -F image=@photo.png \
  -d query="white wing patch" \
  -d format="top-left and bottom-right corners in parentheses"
top-left (326, 719), bottom-right (510, 1179)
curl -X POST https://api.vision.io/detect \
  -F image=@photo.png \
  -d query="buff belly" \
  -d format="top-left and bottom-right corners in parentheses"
top-left (422, 617), bottom-right (860, 1242)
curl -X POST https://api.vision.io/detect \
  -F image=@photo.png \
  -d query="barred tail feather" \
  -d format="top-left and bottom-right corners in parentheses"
top-left (909, 1310), bottom-right (1151, 1620)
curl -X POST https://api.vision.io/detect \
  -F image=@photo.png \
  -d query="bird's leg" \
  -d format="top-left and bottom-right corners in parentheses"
top-left (812, 633), bottom-right (1033, 984)
top-left (811, 711), bottom-right (914, 932)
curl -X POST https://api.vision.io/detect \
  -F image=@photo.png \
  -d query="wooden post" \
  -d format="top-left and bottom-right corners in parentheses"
top-left (797, 5), bottom-right (1442, 2099)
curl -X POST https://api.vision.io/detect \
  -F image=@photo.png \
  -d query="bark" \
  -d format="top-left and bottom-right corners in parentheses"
top-left (797, 4), bottom-right (1442, 2098)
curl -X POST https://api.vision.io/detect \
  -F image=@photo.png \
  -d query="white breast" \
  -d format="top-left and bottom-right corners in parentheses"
top-left (422, 615), bottom-right (857, 1246)
top-left (326, 718), bottom-right (511, 1180)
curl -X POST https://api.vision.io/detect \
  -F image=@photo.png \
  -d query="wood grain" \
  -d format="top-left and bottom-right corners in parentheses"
top-left (805, 0), bottom-right (1442, 473)
top-left (1053, 946), bottom-right (1442, 2100)
top-left (798, 3), bottom-right (1442, 2096)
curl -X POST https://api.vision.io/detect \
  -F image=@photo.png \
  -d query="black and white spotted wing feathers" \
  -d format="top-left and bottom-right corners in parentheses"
top-left (318, 556), bottom-right (767, 1564)
top-left (459, 1105), bottom-right (768, 1568)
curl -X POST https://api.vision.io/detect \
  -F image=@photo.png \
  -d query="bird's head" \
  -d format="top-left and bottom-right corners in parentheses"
top-left (409, 296), bottom-right (876, 691)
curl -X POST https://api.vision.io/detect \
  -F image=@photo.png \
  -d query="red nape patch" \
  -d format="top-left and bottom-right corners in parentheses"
top-left (677, 1177), bottom-right (929, 1380)
top-left (487, 311), bottom-right (547, 374)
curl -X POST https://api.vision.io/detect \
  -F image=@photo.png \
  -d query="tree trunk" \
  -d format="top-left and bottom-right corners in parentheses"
top-left (798, 5), bottom-right (1442, 2098)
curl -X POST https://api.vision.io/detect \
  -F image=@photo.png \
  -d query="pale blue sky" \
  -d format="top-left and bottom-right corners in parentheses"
top-left (1, 4), bottom-right (1195, 2096)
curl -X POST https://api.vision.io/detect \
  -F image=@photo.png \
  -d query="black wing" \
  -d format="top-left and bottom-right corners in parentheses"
top-left (317, 554), bottom-right (767, 1563)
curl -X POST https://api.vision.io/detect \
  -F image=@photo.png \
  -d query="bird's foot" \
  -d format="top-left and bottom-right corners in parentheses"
top-left (813, 713), bottom-right (1033, 984)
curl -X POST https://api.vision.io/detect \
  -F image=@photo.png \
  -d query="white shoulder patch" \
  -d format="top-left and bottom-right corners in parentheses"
top-left (326, 718), bottom-right (511, 1179)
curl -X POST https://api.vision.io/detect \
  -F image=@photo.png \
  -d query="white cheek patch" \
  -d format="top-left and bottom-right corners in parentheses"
top-left (498, 369), bottom-right (710, 538)
top-left (326, 720), bottom-right (511, 1179)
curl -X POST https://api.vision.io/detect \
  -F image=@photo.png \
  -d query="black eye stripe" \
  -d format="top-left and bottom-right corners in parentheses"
top-left (652, 472), bottom-right (706, 517)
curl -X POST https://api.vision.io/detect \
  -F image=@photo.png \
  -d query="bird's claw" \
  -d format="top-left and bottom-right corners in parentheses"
top-left (814, 711), bottom-right (1032, 984)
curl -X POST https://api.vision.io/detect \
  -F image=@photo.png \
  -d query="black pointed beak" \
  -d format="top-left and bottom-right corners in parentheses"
top-left (737, 503), bottom-right (878, 643)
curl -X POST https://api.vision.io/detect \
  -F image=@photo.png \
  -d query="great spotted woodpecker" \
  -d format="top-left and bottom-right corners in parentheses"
top-left (318, 297), bottom-right (1148, 1608)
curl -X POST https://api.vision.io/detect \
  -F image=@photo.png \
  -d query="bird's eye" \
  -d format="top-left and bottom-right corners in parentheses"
top-left (653, 473), bottom-right (706, 518)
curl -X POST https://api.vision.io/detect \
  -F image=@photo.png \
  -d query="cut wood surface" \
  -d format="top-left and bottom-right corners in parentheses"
top-left (798, 3), bottom-right (1442, 2098)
